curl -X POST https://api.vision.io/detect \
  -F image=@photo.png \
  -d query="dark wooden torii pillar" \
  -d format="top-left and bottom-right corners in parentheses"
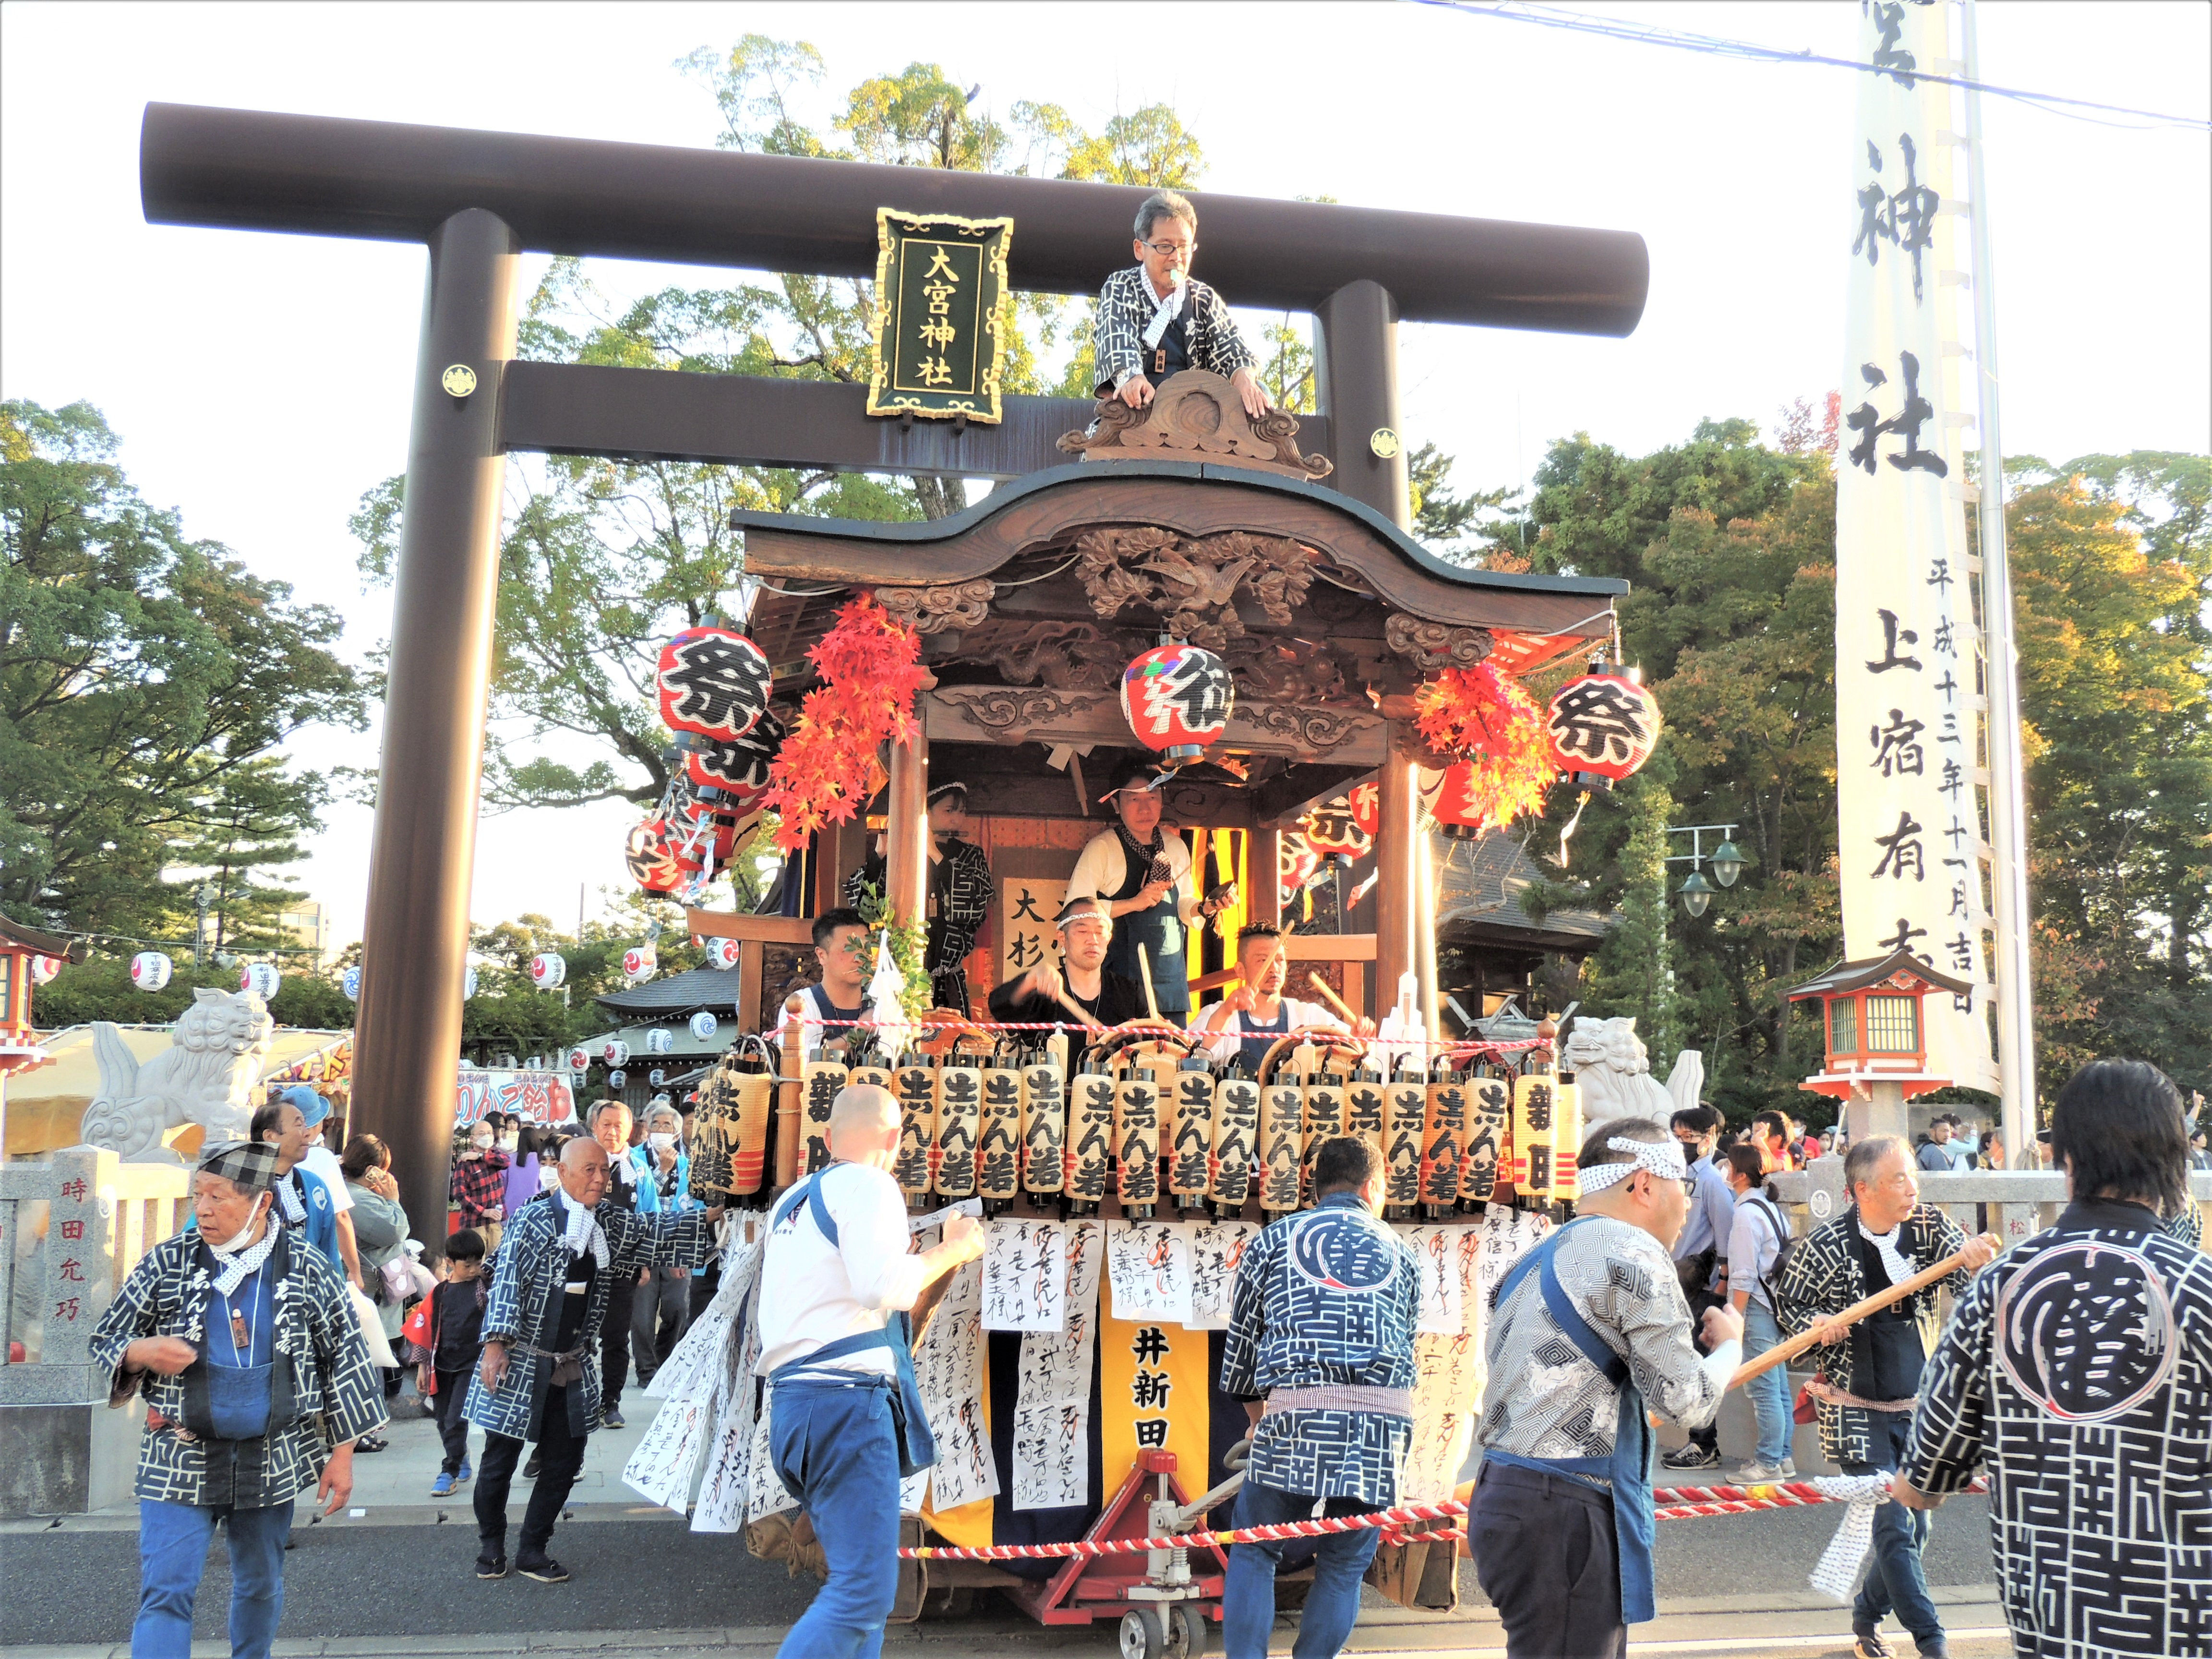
top-left (138, 102), bottom-right (1647, 1254)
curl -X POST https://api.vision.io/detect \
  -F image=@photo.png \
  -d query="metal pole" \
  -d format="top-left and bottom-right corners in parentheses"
top-left (1315, 280), bottom-right (1410, 528)
top-left (351, 208), bottom-right (521, 1266)
top-left (1961, 0), bottom-right (2037, 1155)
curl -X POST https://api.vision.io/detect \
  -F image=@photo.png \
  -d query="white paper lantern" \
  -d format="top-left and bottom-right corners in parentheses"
top-left (622, 945), bottom-right (657, 984)
top-left (342, 964), bottom-right (362, 1001)
top-left (530, 952), bottom-right (566, 990)
top-left (462, 964), bottom-right (479, 1000)
top-left (649, 1068), bottom-right (667, 1086)
top-left (602, 1039), bottom-right (631, 1066)
top-left (238, 962), bottom-right (282, 1001)
top-left (702, 938), bottom-right (740, 972)
top-left (607, 1069), bottom-right (627, 1089)
top-left (565, 1046), bottom-right (593, 1072)
top-left (29, 955), bottom-right (63, 986)
top-left (646, 1027), bottom-right (674, 1055)
top-left (130, 952), bottom-right (173, 992)
top-left (689, 1010), bottom-right (720, 1042)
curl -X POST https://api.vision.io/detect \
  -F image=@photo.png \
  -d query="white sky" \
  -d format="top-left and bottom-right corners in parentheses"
top-left (4, 1), bottom-right (2206, 956)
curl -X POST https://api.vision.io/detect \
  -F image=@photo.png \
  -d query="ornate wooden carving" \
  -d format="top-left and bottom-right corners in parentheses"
top-left (874, 578), bottom-right (995, 635)
top-left (1244, 702), bottom-right (1371, 754)
top-left (1222, 637), bottom-right (1361, 707)
top-left (1073, 526), bottom-right (1320, 649)
top-left (934, 685), bottom-right (1110, 745)
top-left (1056, 370), bottom-right (1332, 480)
top-left (1384, 613), bottom-right (1494, 671)
top-left (985, 622), bottom-right (1128, 692)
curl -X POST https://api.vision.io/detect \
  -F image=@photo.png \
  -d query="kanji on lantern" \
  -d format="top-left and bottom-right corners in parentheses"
top-left (1303, 797), bottom-right (1370, 866)
top-left (131, 951), bottom-right (173, 992)
top-left (701, 938), bottom-right (740, 972)
top-left (530, 952), bottom-right (566, 990)
top-left (1120, 641), bottom-right (1234, 762)
top-left (626, 818), bottom-right (685, 894)
top-left (656, 626), bottom-right (771, 741)
top-left (685, 707), bottom-right (786, 797)
top-left (1347, 781), bottom-right (1380, 839)
top-left (1546, 667), bottom-right (1661, 785)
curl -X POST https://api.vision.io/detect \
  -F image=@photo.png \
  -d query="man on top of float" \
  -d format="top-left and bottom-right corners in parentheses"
top-left (1094, 188), bottom-right (1270, 421)
top-left (1064, 757), bottom-right (1235, 1027)
top-left (1197, 922), bottom-right (1372, 1071)
top-left (989, 897), bottom-right (1146, 1030)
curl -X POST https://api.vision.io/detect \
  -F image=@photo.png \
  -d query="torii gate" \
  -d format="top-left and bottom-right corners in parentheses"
top-left (138, 101), bottom-right (1648, 1250)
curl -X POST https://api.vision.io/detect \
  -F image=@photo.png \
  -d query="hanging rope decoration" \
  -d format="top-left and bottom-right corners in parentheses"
top-left (762, 595), bottom-right (926, 851)
top-left (1413, 663), bottom-right (1557, 837)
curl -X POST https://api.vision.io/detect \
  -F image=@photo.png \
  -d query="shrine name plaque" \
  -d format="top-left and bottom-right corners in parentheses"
top-left (866, 208), bottom-right (1012, 423)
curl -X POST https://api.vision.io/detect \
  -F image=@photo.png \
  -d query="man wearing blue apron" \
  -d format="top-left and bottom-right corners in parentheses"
top-left (1471, 1119), bottom-right (1744, 1659)
top-left (1196, 923), bottom-right (1368, 1070)
top-left (1064, 758), bottom-right (1233, 1026)
top-left (757, 1085), bottom-right (984, 1659)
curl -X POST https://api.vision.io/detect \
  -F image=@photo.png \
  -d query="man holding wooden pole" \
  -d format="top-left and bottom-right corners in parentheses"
top-left (1776, 1136), bottom-right (1995, 1659)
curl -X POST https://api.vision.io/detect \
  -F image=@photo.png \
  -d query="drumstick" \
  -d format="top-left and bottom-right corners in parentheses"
top-left (1136, 942), bottom-right (1164, 1024)
top-left (1306, 972), bottom-right (1359, 1027)
top-left (1051, 987), bottom-right (1104, 1030)
top-left (1727, 1233), bottom-right (1999, 1390)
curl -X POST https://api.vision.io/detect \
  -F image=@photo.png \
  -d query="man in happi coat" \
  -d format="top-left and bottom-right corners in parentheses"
top-left (1093, 188), bottom-right (1268, 419)
top-left (464, 1136), bottom-right (723, 1584)
top-left (844, 780), bottom-right (995, 1015)
top-left (1218, 1135), bottom-right (1421, 1659)
top-left (1778, 1135), bottom-right (1994, 1659)
top-left (987, 897), bottom-right (1145, 1031)
top-left (1470, 1120), bottom-right (1743, 1659)
top-left (1896, 1059), bottom-right (2212, 1659)
top-left (89, 1141), bottom-right (386, 1659)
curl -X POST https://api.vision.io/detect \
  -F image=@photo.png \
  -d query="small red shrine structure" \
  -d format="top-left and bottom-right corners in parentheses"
top-left (0, 915), bottom-right (84, 1079)
top-left (1785, 948), bottom-right (1975, 1103)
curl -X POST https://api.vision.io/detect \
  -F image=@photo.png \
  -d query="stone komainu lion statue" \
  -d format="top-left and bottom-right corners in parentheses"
top-left (1561, 1015), bottom-right (1695, 1137)
top-left (80, 989), bottom-right (275, 1164)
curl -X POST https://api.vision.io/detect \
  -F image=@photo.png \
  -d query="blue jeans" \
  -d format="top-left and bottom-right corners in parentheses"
top-left (1222, 1479), bottom-right (1381, 1659)
top-left (1847, 1413), bottom-right (1940, 1644)
top-left (1742, 1300), bottom-right (1793, 1466)
top-left (769, 1378), bottom-right (902, 1659)
top-left (134, 1497), bottom-right (293, 1659)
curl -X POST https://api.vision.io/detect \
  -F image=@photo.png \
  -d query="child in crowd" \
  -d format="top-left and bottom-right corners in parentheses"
top-left (414, 1229), bottom-right (489, 1498)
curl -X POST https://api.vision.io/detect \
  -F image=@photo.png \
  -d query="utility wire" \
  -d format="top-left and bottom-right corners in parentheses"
top-left (1415, 0), bottom-right (2212, 133)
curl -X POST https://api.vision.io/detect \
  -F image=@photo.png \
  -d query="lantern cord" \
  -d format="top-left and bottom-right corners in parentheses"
top-left (1556, 788), bottom-right (1592, 869)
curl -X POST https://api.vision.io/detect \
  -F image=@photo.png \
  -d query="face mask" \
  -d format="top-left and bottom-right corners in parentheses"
top-left (539, 1161), bottom-right (563, 1190)
top-left (470, 1137), bottom-right (493, 1155)
top-left (648, 1132), bottom-right (677, 1153)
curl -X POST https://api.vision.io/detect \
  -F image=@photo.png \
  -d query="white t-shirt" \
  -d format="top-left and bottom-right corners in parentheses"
top-left (1201, 997), bottom-right (1343, 1064)
top-left (1064, 829), bottom-right (1200, 925)
top-left (755, 1162), bottom-right (928, 1379)
top-left (299, 1143), bottom-right (353, 1214)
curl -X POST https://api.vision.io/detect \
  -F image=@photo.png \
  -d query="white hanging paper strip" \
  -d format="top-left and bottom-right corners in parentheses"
top-left (1835, 0), bottom-right (1998, 1089)
top-left (1407, 1224), bottom-right (1467, 1335)
top-left (981, 1218), bottom-right (1068, 1333)
top-left (622, 1399), bottom-right (710, 1512)
top-left (1106, 1220), bottom-right (1194, 1324)
top-left (1012, 1220), bottom-right (1106, 1511)
top-left (913, 1259), bottom-right (999, 1511)
top-left (1187, 1220), bottom-right (1258, 1331)
top-left (690, 1229), bottom-right (766, 1533)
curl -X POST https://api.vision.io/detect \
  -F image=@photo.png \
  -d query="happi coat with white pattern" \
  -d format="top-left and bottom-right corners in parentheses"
top-left (88, 1222), bottom-right (386, 1507)
top-left (462, 1191), bottom-right (713, 1443)
top-left (1899, 1198), bottom-right (2212, 1659)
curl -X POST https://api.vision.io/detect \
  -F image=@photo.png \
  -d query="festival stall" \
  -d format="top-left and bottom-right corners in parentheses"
top-left (597, 373), bottom-right (1663, 1647)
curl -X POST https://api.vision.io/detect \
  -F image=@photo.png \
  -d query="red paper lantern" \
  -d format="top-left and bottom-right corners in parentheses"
top-left (657, 626), bottom-right (771, 742)
top-left (1430, 760), bottom-right (1496, 840)
top-left (1347, 781), bottom-right (1380, 839)
top-left (1303, 797), bottom-right (1370, 866)
top-left (1546, 667), bottom-right (1661, 786)
top-left (684, 707), bottom-right (785, 796)
top-left (625, 818), bottom-right (685, 894)
top-left (1278, 833), bottom-right (1321, 905)
top-left (1120, 641), bottom-right (1234, 762)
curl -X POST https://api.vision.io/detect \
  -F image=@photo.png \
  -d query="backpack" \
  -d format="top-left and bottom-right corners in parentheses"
top-left (1742, 1189), bottom-right (1799, 1306)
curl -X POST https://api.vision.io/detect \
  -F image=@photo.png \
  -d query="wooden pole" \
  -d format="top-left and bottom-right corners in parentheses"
top-left (886, 720), bottom-right (929, 934)
top-left (1728, 1234), bottom-right (1998, 1390)
top-left (1414, 823), bottom-right (1441, 1046)
top-left (1248, 826), bottom-right (1281, 929)
top-left (774, 994), bottom-right (806, 1189)
top-left (1375, 738), bottom-right (1417, 1011)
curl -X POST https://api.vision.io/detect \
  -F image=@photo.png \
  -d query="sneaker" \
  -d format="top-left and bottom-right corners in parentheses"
top-left (523, 1452), bottom-right (542, 1479)
top-left (1913, 1642), bottom-right (1947, 1659)
top-left (1660, 1443), bottom-right (1721, 1472)
top-left (602, 1404), bottom-right (626, 1430)
top-left (457, 1458), bottom-right (473, 1484)
top-left (1851, 1624), bottom-right (1890, 1659)
top-left (476, 1551), bottom-right (508, 1580)
top-left (516, 1555), bottom-right (570, 1584)
top-left (1736, 1459), bottom-right (1793, 1484)
top-left (431, 1471), bottom-right (458, 1498)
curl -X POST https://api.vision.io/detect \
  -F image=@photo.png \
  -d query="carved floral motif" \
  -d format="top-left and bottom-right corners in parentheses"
top-left (1073, 527), bottom-right (1320, 649)
top-left (1384, 614), bottom-right (1494, 670)
top-left (1056, 370), bottom-right (1332, 480)
top-left (873, 579), bottom-right (996, 635)
top-left (938, 686), bottom-right (1109, 743)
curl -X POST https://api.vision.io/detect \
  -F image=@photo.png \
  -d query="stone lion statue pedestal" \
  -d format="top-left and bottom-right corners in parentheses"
top-left (79, 988), bottom-right (275, 1163)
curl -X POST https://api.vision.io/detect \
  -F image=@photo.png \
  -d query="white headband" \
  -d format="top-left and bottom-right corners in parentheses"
top-left (1577, 1135), bottom-right (1687, 1196)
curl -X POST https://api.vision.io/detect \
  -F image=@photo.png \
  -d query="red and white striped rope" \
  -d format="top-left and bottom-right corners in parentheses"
top-left (793, 1015), bottom-right (1549, 1055)
top-left (899, 1499), bottom-right (1467, 1561)
top-left (1652, 1476), bottom-right (1987, 1521)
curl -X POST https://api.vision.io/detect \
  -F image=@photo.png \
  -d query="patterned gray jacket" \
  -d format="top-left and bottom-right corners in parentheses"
top-left (89, 1223), bottom-right (387, 1508)
top-left (1090, 266), bottom-right (1260, 398)
top-left (1775, 1201), bottom-right (1968, 1467)
top-left (462, 1191), bottom-right (713, 1443)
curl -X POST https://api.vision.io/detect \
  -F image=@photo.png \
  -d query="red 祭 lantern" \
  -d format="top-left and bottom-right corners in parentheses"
top-left (1429, 761), bottom-right (1494, 840)
top-left (684, 707), bottom-right (785, 797)
top-left (1120, 640), bottom-right (1234, 763)
top-left (1277, 833), bottom-right (1321, 905)
top-left (1303, 797), bottom-right (1370, 867)
top-left (657, 625), bottom-right (771, 742)
top-left (625, 818), bottom-right (685, 894)
top-left (1546, 666), bottom-right (1660, 786)
top-left (1347, 781), bottom-right (1380, 840)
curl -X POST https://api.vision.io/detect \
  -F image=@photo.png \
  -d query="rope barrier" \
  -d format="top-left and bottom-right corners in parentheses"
top-left (899, 1498), bottom-right (1467, 1561)
top-left (794, 1015), bottom-right (1550, 1055)
top-left (1652, 1476), bottom-right (1986, 1521)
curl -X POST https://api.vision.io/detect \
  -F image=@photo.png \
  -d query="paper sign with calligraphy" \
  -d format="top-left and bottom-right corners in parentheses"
top-left (998, 878), bottom-right (1056, 986)
top-left (867, 209), bottom-right (1012, 422)
top-left (1835, 0), bottom-right (1997, 1091)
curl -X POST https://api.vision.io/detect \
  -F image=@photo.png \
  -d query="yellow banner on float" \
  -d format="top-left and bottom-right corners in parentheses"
top-left (1097, 1308), bottom-right (1214, 1500)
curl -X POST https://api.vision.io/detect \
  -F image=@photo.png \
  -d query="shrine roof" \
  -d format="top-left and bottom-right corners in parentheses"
top-left (0, 915), bottom-right (85, 960)
top-left (1784, 949), bottom-right (1974, 1001)
top-left (1435, 829), bottom-right (1613, 957)
top-left (590, 964), bottom-right (742, 1018)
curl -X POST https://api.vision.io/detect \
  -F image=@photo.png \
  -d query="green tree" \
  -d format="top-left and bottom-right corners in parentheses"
top-left (2, 400), bottom-right (363, 937)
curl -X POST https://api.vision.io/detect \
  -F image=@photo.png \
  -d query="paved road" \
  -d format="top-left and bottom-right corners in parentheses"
top-left (0, 1493), bottom-right (1996, 1646)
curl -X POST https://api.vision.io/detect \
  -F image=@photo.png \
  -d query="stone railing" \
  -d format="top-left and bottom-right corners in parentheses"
top-left (1768, 1160), bottom-right (2212, 1249)
top-left (1, 1146), bottom-right (192, 1514)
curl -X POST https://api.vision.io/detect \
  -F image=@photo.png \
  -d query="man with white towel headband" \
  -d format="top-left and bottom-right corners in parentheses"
top-left (1469, 1118), bottom-right (1745, 1659)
